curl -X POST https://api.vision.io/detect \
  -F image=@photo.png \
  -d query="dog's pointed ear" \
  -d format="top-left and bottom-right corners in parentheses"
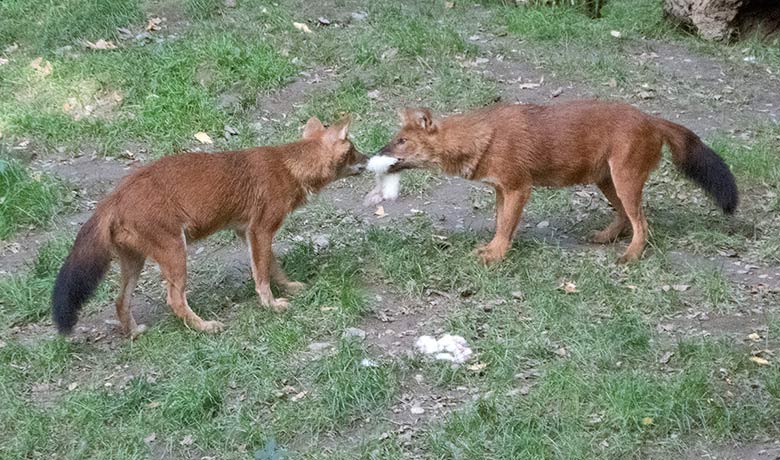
top-left (400, 108), bottom-right (435, 131)
top-left (303, 116), bottom-right (325, 139)
top-left (328, 114), bottom-right (352, 142)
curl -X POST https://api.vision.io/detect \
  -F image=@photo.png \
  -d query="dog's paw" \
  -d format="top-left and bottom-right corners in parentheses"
top-left (130, 324), bottom-right (148, 339)
top-left (284, 281), bottom-right (306, 295)
top-left (270, 298), bottom-right (291, 312)
top-left (616, 252), bottom-right (640, 265)
top-left (588, 230), bottom-right (614, 244)
top-left (199, 320), bottom-right (226, 333)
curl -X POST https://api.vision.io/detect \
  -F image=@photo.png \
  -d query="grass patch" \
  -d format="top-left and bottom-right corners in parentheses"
top-left (0, 0), bottom-right (143, 52)
top-left (709, 124), bottom-right (780, 186)
top-left (0, 237), bottom-right (72, 328)
top-left (0, 157), bottom-right (68, 239)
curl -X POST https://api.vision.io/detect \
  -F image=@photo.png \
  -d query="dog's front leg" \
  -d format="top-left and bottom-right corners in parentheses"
top-left (475, 185), bottom-right (531, 265)
top-left (247, 228), bottom-right (290, 312)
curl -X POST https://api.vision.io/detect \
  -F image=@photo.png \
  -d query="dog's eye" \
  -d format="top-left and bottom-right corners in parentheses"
top-left (397, 138), bottom-right (406, 145)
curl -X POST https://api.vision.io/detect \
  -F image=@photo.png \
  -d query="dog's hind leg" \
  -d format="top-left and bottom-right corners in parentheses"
top-left (475, 184), bottom-right (531, 265)
top-left (590, 177), bottom-right (630, 244)
top-left (153, 236), bottom-right (224, 333)
top-left (116, 248), bottom-right (146, 338)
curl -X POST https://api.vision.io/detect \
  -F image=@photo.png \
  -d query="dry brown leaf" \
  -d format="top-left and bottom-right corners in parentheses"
top-left (747, 332), bottom-right (761, 342)
top-left (445, 2), bottom-right (455, 8)
top-left (30, 57), bottom-right (52, 77)
top-left (194, 132), bottom-right (213, 144)
top-left (374, 205), bottom-right (386, 218)
top-left (750, 356), bottom-right (770, 366)
top-left (559, 280), bottom-right (577, 294)
top-left (146, 17), bottom-right (163, 32)
top-left (291, 391), bottom-right (308, 402)
top-left (293, 22), bottom-right (312, 33)
top-left (86, 39), bottom-right (117, 50)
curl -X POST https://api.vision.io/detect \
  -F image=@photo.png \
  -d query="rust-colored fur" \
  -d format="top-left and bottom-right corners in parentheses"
top-left (52, 116), bottom-right (367, 336)
top-left (380, 101), bottom-right (738, 264)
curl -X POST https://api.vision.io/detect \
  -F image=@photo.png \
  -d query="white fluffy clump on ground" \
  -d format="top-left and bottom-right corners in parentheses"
top-left (364, 155), bottom-right (401, 206)
top-left (415, 334), bottom-right (473, 363)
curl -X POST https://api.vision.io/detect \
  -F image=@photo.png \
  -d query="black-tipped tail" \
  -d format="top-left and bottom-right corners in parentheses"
top-left (52, 209), bottom-right (112, 334)
top-left (657, 118), bottom-right (738, 214)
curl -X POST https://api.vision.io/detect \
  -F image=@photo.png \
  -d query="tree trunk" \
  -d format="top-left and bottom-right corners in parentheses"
top-left (664, 0), bottom-right (780, 41)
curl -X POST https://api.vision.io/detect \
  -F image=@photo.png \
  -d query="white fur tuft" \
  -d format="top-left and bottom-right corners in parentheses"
top-left (366, 155), bottom-right (398, 174)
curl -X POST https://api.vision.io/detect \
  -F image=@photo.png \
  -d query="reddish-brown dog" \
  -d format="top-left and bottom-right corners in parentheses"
top-left (53, 116), bottom-right (367, 336)
top-left (380, 101), bottom-right (738, 264)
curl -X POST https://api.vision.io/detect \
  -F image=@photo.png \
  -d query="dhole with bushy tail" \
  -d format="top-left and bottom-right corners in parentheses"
top-left (380, 101), bottom-right (738, 264)
top-left (52, 116), bottom-right (367, 336)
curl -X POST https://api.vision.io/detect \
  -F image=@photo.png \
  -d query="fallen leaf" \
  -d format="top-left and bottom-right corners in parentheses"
top-left (467, 362), bottom-right (487, 372)
top-left (659, 351), bottom-right (674, 364)
top-left (559, 280), bottom-right (578, 294)
top-left (194, 132), bottom-right (213, 144)
top-left (85, 39), bottom-right (117, 50)
top-left (518, 82), bottom-right (540, 89)
top-left (610, 30), bottom-right (622, 38)
top-left (445, 2), bottom-right (455, 8)
top-left (671, 284), bottom-right (690, 292)
top-left (146, 401), bottom-right (161, 409)
top-left (180, 435), bottom-right (195, 446)
top-left (374, 205), bottom-right (386, 218)
top-left (293, 22), bottom-right (312, 33)
top-left (410, 406), bottom-right (425, 415)
top-left (146, 17), bottom-right (163, 32)
top-left (550, 87), bottom-right (563, 98)
top-left (67, 382), bottom-right (79, 391)
top-left (750, 356), bottom-right (770, 366)
top-left (536, 220), bottom-right (549, 228)
top-left (144, 433), bottom-right (157, 444)
top-left (291, 391), bottom-right (307, 402)
top-left (641, 416), bottom-right (654, 426)
top-left (30, 57), bottom-right (52, 77)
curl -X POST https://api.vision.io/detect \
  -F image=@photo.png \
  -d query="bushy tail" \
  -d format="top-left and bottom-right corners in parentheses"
top-left (52, 204), bottom-right (113, 334)
top-left (655, 117), bottom-right (738, 214)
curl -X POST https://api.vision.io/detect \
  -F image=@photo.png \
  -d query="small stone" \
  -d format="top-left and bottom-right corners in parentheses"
top-left (342, 327), bottom-right (366, 341)
top-left (308, 342), bottom-right (332, 352)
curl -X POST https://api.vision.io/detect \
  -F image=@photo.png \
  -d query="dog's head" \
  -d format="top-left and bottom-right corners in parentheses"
top-left (378, 108), bottom-right (440, 172)
top-left (303, 115), bottom-right (368, 178)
